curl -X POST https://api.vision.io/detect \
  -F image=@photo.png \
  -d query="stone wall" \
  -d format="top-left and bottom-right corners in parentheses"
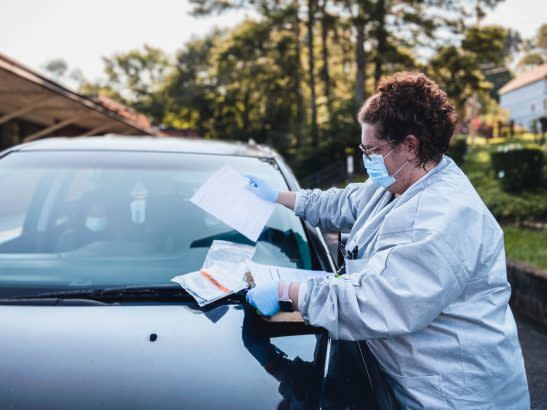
top-left (507, 260), bottom-right (547, 327)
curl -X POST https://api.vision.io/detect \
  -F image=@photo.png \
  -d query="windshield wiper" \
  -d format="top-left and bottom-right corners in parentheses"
top-left (0, 298), bottom-right (109, 306)
top-left (10, 284), bottom-right (197, 302)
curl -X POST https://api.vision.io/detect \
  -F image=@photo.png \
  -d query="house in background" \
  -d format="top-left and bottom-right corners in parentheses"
top-left (499, 64), bottom-right (547, 130)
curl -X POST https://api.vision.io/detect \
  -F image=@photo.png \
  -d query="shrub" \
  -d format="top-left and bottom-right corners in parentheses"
top-left (446, 136), bottom-right (467, 166)
top-left (490, 145), bottom-right (544, 192)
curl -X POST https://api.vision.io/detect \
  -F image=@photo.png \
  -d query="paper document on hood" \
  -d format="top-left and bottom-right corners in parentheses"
top-left (247, 261), bottom-right (332, 286)
top-left (190, 166), bottom-right (276, 242)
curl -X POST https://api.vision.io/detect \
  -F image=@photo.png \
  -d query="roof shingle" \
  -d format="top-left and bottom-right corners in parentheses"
top-left (499, 64), bottom-right (547, 95)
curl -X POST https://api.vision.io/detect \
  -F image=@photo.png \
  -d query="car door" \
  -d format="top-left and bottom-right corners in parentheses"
top-left (276, 156), bottom-right (381, 409)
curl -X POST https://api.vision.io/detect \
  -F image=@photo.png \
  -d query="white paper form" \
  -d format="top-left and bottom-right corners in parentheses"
top-left (190, 166), bottom-right (276, 242)
top-left (248, 261), bottom-right (333, 286)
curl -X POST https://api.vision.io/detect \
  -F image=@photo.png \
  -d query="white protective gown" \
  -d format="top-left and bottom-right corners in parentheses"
top-left (295, 156), bottom-right (530, 409)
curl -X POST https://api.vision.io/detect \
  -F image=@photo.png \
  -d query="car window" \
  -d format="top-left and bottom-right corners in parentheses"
top-left (0, 150), bottom-right (313, 295)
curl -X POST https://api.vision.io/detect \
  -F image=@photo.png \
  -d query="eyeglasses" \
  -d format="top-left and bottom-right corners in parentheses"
top-left (358, 140), bottom-right (395, 160)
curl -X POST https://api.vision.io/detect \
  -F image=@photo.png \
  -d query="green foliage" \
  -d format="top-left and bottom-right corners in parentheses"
top-left (463, 144), bottom-right (547, 222)
top-left (462, 25), bottom-right (510, 65)
top-left (77, 1), bottom-right (523, 180)
top-left (517, 23), bottom-right (547, 69)
top-left (428, 45), bottom-right (486, 113)
top-left (42, 58), bottom-right (86, 89)
top-left (518, 53), bottom-right (544, 67)
top-left (490, 146), bottom-right (544, 192)
top-left (429, 24), bottom-right (516, 116)
top-left (469, 172), bottom-right (547, 221)
top-left (503, 225), bottom-right (547, 269)
top-left (43, 59), bottom-right (68, 79)
top-left (446, 136), bottom-right (467, 166)
top-left (101, 45), bottom-right (171, 123)
top-left (536, 23), bottom-right (547, 50)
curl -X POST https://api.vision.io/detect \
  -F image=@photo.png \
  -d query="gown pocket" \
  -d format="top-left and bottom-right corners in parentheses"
top-left (380, 367), bottom-right (448, 410)
top-left (344, 248), bottom-right (391, 284)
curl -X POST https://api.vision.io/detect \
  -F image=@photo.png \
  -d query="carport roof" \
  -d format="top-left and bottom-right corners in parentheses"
top-left (0, 53), bottom-right (158, 140)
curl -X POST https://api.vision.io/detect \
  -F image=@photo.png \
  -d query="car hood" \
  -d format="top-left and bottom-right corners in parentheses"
top-left (0, 303), bottom-right (326, 410)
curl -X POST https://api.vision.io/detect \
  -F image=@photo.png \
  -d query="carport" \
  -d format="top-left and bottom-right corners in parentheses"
top-left (0, 53), bottom-right (158, 150)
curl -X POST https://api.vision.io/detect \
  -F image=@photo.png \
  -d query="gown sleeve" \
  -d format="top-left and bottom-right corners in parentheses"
top-left (294, 182), bottom-right (367, 233)
top-left (298, 228), bottom-right (470, 341)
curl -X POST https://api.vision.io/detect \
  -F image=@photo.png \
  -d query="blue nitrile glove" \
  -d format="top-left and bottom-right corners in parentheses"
top-left (242, 174), bottom-right (279, 203)
top-left (246, 280), bottom-right (280, 317)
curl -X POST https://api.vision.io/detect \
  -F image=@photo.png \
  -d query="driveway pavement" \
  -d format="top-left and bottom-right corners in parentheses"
top-left (516, 313), bottom-right (547, 409)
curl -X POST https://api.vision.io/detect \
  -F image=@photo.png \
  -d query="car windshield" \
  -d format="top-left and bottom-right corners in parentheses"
top-left (0, 150), bottom-right (312, 297)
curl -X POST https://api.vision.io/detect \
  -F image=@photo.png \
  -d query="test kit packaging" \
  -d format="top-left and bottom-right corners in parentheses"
top-left (171, 240), bottom-right (255, 306)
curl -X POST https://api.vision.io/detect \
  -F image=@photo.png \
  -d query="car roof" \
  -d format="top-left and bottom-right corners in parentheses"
top-left (10, 136), bottom-right (276, 158)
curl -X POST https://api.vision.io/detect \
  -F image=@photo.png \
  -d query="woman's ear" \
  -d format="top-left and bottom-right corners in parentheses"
top-left (404, 135), bottom-right (420, 159)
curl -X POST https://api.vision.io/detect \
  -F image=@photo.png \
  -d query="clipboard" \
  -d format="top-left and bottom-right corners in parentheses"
top-left (264, 311), bottom-right (304, 323)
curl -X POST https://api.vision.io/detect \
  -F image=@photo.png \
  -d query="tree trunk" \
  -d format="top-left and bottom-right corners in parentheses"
top-left (307, 0), bottom-right (319, 147)
top-left (373, 0), bottom-right (387, 88)
top-left (242, 87), bottom-right (250, 133)
top-left (355, 16), bottom-right (366, 105)
top-left (319, 0), bottom-right (332, 122)
top-left (293, 5), bottom-right (306, 147)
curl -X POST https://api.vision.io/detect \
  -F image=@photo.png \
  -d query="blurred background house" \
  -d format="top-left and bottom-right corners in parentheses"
top-left (499, 63), bottom-right (547, 130)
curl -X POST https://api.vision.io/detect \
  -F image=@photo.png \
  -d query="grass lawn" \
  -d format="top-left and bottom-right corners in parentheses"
top-left (502, 225), bottom-right (547, 270)
top-left (462, 140), bottom-right (546, 269)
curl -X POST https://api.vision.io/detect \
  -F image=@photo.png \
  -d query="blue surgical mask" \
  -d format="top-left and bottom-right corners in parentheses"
top-left (363, 148), bottom-right (408, 189)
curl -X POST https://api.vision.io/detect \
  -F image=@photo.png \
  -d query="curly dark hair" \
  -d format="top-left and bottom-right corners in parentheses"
top-left (358, 71), bottom-right (457, 167)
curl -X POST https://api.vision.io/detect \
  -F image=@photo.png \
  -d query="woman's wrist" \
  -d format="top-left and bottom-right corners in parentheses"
top-left (289, 281), bottom-right (301, 311)
top-left (277, 280), bottom-right (301, 311)
top-left (277, 191), bottom-right (296, 210)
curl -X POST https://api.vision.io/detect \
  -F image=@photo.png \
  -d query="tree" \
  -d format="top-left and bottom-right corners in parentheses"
top-left (518, 24), bottom-right (547, 68)
top-left (43, 59), bottom-right (68, 80)
top-left (368, 0), bottom-right (435, 88)
top-left (536, 23), bottom-right (547, 50)
top-left (518, 53), bottom-right (544, 67)
top-left (65, 0), bottom-right (513, 179)
top-left (189, 0), bottom-right (309, 146)
top-left (100, 45), bottom-right (172, 123)
top-left (346, 0), bottom-right (369, 105)
top-left (162, 32), bottom-right (220, 134)
top-left (318, 0), bottom-right (334, 122)
top-left (462, 25), bottom-right (513, 66)
top-left (462, 25), bottom-right (517, 100)
top-left (429, 24), bottom-right (515, 124)
top-left (42, 58), bottom-right (86, 90)
top-left (428, 45), bottom-right (488, 121)
top-left (307, 0), bottom-right (319, 146)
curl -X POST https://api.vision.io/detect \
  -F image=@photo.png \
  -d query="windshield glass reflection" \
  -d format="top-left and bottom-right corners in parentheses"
top-left (0, 151), bottom-right (312, 296)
